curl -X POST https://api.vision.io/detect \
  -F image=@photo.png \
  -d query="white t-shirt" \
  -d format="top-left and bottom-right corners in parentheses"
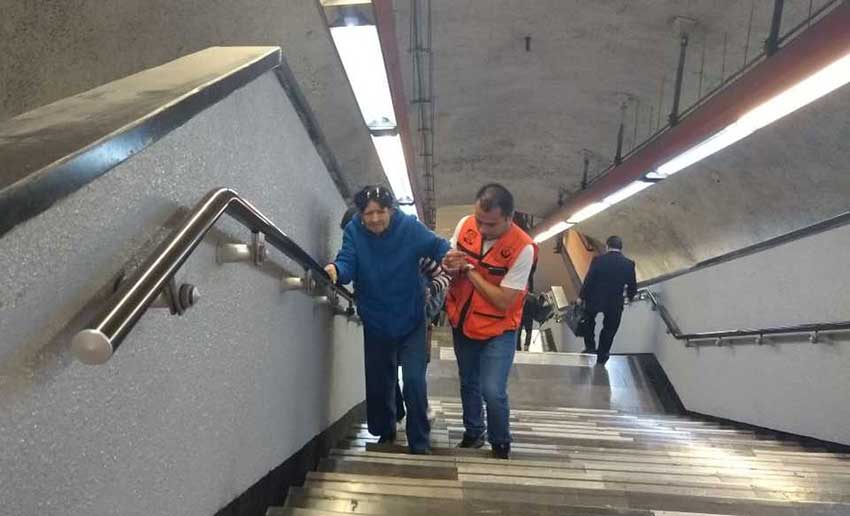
top-left (450, 215), bottom-right (534, 291)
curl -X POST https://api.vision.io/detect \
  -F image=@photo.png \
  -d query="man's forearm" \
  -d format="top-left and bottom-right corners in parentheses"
top-left (467, 270), bottom-right (516, 311)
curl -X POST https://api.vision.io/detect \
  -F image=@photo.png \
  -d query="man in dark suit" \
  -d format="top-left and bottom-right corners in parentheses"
top-left (577, 236), bottom-right (637, 366)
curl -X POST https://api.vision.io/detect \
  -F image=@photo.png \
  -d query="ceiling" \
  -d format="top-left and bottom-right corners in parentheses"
top-left (386, 0), bottom-right (848, 281)
top-left (388, 0), bottom-right (836, 214)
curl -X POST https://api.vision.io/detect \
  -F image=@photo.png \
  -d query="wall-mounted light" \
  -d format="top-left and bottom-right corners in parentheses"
top-left (533, 221), bottom-right (573, 244)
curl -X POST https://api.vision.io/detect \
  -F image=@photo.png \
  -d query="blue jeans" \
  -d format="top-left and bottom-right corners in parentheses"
top-left (363, 320), bottom-right (430, 451)
top-left (452, 329), bottom-right (516, 445)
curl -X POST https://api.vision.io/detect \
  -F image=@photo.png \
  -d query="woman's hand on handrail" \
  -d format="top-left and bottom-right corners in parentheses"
top-left (324, 264), bottom-right (338, 284)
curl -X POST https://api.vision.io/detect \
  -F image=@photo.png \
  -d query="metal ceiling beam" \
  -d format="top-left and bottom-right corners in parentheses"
top-left (373, 0), bottom-right (426, 221)
top-left (532, 2), bottom-right (850, 238)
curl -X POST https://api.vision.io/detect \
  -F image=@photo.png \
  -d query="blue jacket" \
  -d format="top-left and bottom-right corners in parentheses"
top-left (334, 211), bottom-right (450, 339)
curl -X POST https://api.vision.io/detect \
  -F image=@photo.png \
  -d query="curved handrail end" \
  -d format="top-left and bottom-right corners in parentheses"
top-left (71, 329), bottom-right (114, 365)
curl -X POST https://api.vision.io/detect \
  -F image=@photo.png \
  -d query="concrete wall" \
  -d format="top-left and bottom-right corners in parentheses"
top-left (557, 301), bottom-right (661, 356)
top-left (0, 0), bottom-right (385, 191)
top-left (0, 72), bottom-right (364, 515)
top-left (616, 221), bottom-right (850, 445)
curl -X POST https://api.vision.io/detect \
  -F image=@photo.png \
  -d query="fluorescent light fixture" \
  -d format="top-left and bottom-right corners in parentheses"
top-left (567, 202), bottom-right (609, 223)
top-left (330, 25), bottom-right (397, 129)
top-left (603, 180), bottom-right (653, 205)
top-left (655, 122), bottom-right (754, 177)
top-left (371, 134), bottom-right (414, 201)
top-left (651, 51), bottom-right (850, 179)
top-left (739, 51), bottom-right (850, 132)
top-left (533, 221), bottom-right (573, 244)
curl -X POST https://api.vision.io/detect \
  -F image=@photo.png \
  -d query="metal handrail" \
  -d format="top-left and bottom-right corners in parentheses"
top-left (633, 290), bottom-right (850, 347)
top-left (70, 188), bottom-right (353, 365)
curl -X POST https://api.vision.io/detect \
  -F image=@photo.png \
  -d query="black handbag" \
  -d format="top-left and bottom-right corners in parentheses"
top-left (564, 302), bottom-right (589, 337)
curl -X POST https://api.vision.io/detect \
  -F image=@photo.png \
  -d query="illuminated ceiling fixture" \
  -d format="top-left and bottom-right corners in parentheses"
top-left (371, 134), bottom-right (414, 201)
top-left (651, 50), bottom-right (850, 178)
top-left (533, 221), bottom-right (573, 244)
top-left (739, 51), bottom-right (850, 132)
top-left (603, 180), bottom-right (653, 205)
top-left (537, 48), bottom-right (850, 235)
top-left (329, 24), bottom-right (396, 130)
top-left (567, 202), bottom-right (609, 224)
top-left (329, 8), bottom-right (419, 215)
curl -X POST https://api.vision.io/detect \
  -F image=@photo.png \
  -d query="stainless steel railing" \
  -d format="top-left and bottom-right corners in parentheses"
top-left (634, 290), bottom-right (850, 346)
top-left (71, 188), bottom-right (354, 365)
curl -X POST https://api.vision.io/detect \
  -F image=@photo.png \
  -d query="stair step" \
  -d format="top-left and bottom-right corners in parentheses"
top-left (290, 486), bottom-right (850, 516)
top-left (304, 470), bottom-right (850, 505)
top-left (326, 451), bottom-right (850, 482)
top-left (279, 486), bottom-right (740, 515)
top-left (318, 456), bottom-right (850, 495)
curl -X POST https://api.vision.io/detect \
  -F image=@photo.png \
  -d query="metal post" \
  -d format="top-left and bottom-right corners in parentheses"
top-left (668, 32), bottom-right (689, 126)
top-left (765, 0), bottom-right (785, 57)
top-left (581, 155), bottom-right (590, 190)
top-left (614, 102), bottom-right (627, 165)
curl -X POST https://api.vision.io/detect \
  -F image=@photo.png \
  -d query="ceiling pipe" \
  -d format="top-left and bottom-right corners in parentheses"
top-left (372, 0), bottom-right (425, 221)
top-left (532, 2), bottom-right (850, 238)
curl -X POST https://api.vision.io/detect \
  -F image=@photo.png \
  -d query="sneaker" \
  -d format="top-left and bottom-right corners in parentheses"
top-left (492, 443), bottom-right (511, 460)
top-left (457, 433), bottom-right (486, 449)
top-left (409, 447), bottom-right (432, 455)
top-left (377, 432), bottom-right (397, 444)
top-left (596, 354), bottom-right (609, 366)
top-left (426, 406), bottom-right (436, 423)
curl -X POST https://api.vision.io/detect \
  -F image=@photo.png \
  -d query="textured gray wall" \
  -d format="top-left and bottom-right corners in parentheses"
top-left (0, 72), bottom-right (364, 516)
top-left (0, 0), bottom-right (384, 192)
top-left (613, 223), bottom-right (850, 445)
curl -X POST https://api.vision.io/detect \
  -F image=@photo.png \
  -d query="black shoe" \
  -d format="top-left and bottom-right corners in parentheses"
top-left (377, 432), bottom-right (397, 444)
top-left (492, 443), bottom-right (510, 459)
top-left (581, 347), bottom-right (596, 354)
top-left (457, 433), bottom-right (486, 449)
top-left (596, 354), bottom-right (609, 366)
top-left (409, 447), bottom-right (432, 455)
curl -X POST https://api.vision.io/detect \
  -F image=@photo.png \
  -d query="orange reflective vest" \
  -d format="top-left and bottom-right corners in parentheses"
top-left (446, 217), bottom-right (535, 340)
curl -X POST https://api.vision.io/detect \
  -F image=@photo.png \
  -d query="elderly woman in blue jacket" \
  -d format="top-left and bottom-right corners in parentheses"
top-left (325, 185), bottom-right (450, 454)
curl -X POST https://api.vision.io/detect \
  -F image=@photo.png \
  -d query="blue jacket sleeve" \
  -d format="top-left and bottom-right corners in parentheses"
top-left (333, 225), bottom-right (357, 286)
top-left (412, 218), bottom-right (450, 262)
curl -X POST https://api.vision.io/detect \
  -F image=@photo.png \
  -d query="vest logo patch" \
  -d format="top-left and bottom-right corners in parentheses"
top-left (463, 228), bottom-right (477, 245)
top-left (500, 247), bottom-right (513, 259)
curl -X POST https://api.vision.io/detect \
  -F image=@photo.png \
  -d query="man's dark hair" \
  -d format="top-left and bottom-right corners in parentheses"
top-left (475, 183), bottom-right (514, 217)
top-left (606, 235), bottom-right (623, 250)
top-left (354, 185), bottom-right (395, 212)
top-left (339, 206), bottom-right (358, 230)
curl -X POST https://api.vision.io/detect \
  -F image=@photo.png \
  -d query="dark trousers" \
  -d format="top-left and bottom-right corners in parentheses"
top-left (515, 317), bottom-right (533, 351)
top-left (582, 307), bottom-right (623, 358)
top-left (364, 321), bottom-right (430, 451)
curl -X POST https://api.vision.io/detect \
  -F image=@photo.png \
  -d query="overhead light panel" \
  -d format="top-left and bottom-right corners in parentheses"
top-left (330, 25), bottom-right (397, 130)
top-left (651, 51), bottom-right (850, 179)
top-left (603, 180), bottom-right (653, 205)
top-left (567, 202), bottom-right (609, 224)
top-left (533, 221), bottom-right (573, 244)
top-left (739, 51), bottom-right (850, 132)
top-left (371, 133), bottom-right (415, 204)
top-left (654, 122), bottom-right (753, 177)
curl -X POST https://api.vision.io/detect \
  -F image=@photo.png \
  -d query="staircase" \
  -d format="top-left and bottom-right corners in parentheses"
top-left (268, 348), bottom-right (850, 516)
